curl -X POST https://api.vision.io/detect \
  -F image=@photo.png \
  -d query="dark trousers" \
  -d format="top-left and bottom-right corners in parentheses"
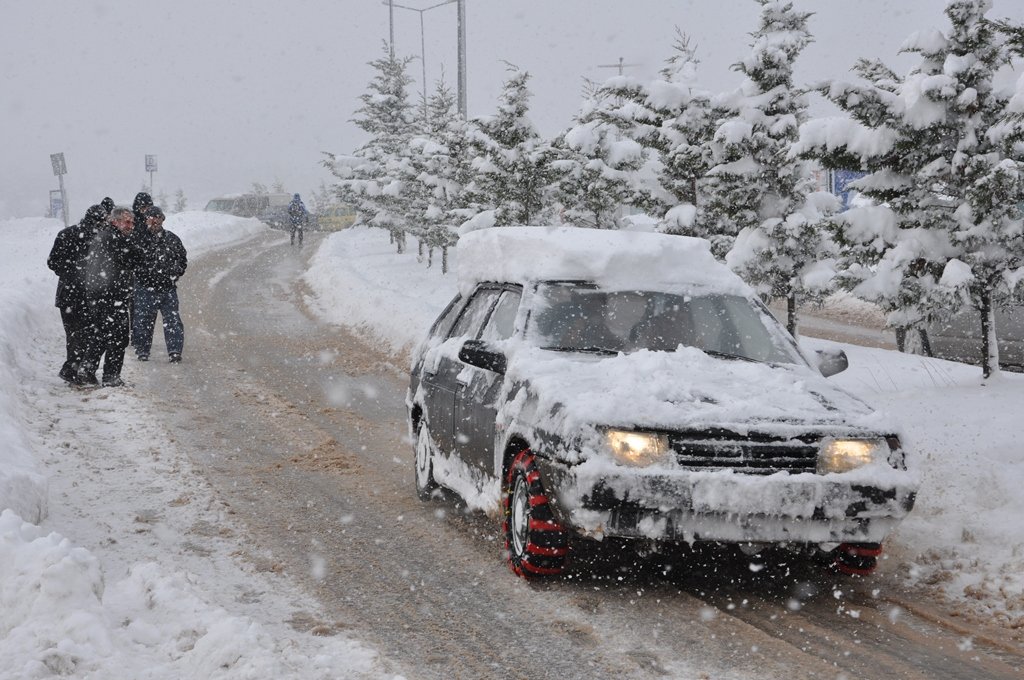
top-left (58, 301), bottom-right (92, 379)
top-left (132, 287), bottom-right (184, 357)
top-left (290, 224), bottom-right (304, 245)
top-left (84, 299), bottom-right (131, 380)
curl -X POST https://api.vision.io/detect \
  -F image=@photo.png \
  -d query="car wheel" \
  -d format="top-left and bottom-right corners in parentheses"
top-left (414, 422), bottom-right (439, 500)
top-left (833, 542), bottom-right (882, 576)
top-left (502, 449), bottom-right (569, 578)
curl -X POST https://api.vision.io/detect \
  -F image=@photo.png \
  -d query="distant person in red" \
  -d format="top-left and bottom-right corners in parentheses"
top-left (132, 207), bottom-right (187, 363)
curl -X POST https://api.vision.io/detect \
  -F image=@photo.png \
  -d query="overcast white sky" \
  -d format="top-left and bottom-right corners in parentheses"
top-left (3, 0), bottom-right (1023, 220)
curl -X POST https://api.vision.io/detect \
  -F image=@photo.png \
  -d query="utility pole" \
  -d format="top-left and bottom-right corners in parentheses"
top-left (388, 0), bottom-right (395, 59)
top-left (390, 1), bottom-right (456, 124)
top-left (597, 56), bottom-right (640, 76)
top-left (457, 0), bottom-right (466, 118)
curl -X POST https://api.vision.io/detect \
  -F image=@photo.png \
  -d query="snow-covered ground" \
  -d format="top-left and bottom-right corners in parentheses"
top-left (0, 213), bottom-right (389, 679)
top-left (2, 214), bottom-right (1022, 678)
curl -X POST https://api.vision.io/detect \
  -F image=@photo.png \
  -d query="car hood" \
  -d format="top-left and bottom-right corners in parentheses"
top-left (506, 345), bottom-right (890, 437)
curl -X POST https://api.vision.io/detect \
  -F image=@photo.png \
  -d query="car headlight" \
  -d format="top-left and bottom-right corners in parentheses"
top-left (816, 438), bottom-right (888, 474)
top-left (605, 430), bottom-right (670, 467)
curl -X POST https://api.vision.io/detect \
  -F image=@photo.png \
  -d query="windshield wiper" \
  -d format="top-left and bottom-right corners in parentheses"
top-left (702, 349), bottom-right (757, 363)
top-left (540, 346), bottom-right (619, 356)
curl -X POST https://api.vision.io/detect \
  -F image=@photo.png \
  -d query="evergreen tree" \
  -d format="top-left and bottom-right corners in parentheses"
top-left (553, 80), bottom-right (660, 229)
top-left (796, 0), bottom-right (1023, 375)
top-left (590, 33), bottom-right (716, 230)
top-left (702, 0), bottom-right (817, 272)
top-left (324, 44), bottom-right (417, 252)
top-left (173, 189), bottom-right (187, 213)
top-left (469, 67), bottom-right (556, 226)
top-left (404, 79), bottom-right (472, 272)
top-left (716, 0), bottom-right (829, 336)
top-left (646, 32), bottom-right (716, 232)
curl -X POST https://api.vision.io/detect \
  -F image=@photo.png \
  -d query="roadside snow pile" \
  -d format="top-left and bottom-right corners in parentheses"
top-left (304, 225), bottom-right (458, 357)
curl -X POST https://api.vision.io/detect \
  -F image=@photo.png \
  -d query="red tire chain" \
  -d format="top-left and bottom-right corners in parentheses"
top-left (502, 449), bottom-right (569, 578)
top-left (834, 542), bottom-right (882, 576)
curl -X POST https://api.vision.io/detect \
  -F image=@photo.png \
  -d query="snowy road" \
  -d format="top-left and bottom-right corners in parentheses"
top-left (128, 230), bottom-right (1023, 680)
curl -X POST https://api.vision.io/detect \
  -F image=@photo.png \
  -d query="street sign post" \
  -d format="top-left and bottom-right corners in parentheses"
top-left (50, 152), bottom-right (69, 227)
top-left (145, 154), bottom-right (158, 194)
top-left (49, 190), bottom-right (63, 220)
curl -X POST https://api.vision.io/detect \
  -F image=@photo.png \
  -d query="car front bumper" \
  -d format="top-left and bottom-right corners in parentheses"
top-left (536, 458), bottom-right (917, 545)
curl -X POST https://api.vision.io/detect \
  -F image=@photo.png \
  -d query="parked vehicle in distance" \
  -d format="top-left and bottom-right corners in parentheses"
top-left (204, 192), bottom-right (292, 221)
top-left (924, 304), bottom-right (1024, 370)
top-left (407, 227), bottom-right (918, 580)
top-left (316, 204), bottom-right (357, 231)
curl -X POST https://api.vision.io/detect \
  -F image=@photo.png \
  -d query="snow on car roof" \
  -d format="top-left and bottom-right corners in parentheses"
top-left (455, 226), bottom-right (752, 296)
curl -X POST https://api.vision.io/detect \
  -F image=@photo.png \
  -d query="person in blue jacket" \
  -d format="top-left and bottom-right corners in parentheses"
top-left (287, 193), bottom-right (309, 246)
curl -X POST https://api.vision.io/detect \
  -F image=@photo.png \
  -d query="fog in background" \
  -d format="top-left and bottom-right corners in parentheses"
top-left (4, 0), bottom-right (1023, 220)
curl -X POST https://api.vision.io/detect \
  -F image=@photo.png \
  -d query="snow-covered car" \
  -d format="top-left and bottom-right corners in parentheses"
top-left (407, 227), bottom-right (918, 579)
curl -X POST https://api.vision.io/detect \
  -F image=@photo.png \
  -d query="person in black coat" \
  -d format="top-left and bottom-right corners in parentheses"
top-left (132, 206), bottom-right (188, 362)
top-left (80, 206), bottom-right (145, 387)
top-left (47, 204), bottom-right (108, 385)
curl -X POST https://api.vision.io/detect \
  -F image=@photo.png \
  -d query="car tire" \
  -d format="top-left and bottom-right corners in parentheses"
top-left (502, 449), bottom-right (569, 578)
top-left (414, 422), bottom-right (440, 501)
top-left (833, 542), bottom-right (882, 576)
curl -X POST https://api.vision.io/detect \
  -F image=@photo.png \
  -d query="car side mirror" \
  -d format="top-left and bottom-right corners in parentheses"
top-left (459, 339), bottom-right (507, 375)
top-left (815, 348), bottom-right (849, 378)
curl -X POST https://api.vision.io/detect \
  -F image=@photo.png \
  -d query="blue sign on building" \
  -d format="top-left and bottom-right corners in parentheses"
top-left (830, 169), bottom-right (867, 212)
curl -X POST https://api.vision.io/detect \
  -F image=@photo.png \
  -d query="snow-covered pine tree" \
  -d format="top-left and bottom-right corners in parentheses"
top-left (469, 67), bottom-right (556, 226)
top-left (946, 6), bottom-right (1024, 377)
top-left (553, 80), bottom-right (660, 229)
top-left (645, 32), bottom-right (716, 234)
top-left (173, 189), bottom-right (187, 213)
top-left (797, 0), bottom-right (1023, 376)
top-left (324, 44), bottom-right (417, 252)
top-left (717, 0), bottom-right (831, 336)
top-left (404, 79), bottom-right (472, 272)
top-left (700, 1), bottom-right (815, 269)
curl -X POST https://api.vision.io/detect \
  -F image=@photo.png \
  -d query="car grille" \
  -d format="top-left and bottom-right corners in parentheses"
top-left (668, 430), bottom-right (820, 474)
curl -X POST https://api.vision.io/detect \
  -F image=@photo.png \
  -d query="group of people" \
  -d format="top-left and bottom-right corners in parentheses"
top-left (47, 192), bottom-right (188, 388)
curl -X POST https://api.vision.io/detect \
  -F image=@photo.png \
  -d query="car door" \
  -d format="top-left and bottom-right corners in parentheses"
top-left (422, 287), bottom-right (500, 458)
top-left (454, 287), bottom-right (522, 473)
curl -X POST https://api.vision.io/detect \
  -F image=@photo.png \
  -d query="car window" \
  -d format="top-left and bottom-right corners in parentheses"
top-left (480, 289), bottom-right (522, 341)
top-left (448, 288), bottom-right (500, 340)
top-left (529, 282), bottom-right (804, 364)
top-left (428, 294), bottom-right (464, 341)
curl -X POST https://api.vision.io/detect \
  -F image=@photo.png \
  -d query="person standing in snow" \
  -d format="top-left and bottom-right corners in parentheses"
top-left (287, 193), bottom-right (308, 247)
top-left (47, 204), bottom-right (109, 386)
top-left (128, 192), bottom-right (154, 351)
top-left (132, 206), bottom-right (187, 363)
top-left (80, 207), bottom-right (144, 387)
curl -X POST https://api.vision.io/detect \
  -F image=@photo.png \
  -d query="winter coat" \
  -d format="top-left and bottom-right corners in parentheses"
top-left (135, 229), bottom-right (187, 291)
top-left (287, 198), bottom-right (308, 227)
top-left (82, 223), bottom-right (144, 305)
top-left (47, 206), bottom-right (106, 309)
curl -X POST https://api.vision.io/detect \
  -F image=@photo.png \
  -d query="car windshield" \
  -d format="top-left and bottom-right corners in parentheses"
top-left (528, 282), bottom-right (805, 365)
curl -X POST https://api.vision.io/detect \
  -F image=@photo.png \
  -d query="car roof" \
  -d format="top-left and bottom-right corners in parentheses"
top-left (455, 226), bottom-right (753, 297)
